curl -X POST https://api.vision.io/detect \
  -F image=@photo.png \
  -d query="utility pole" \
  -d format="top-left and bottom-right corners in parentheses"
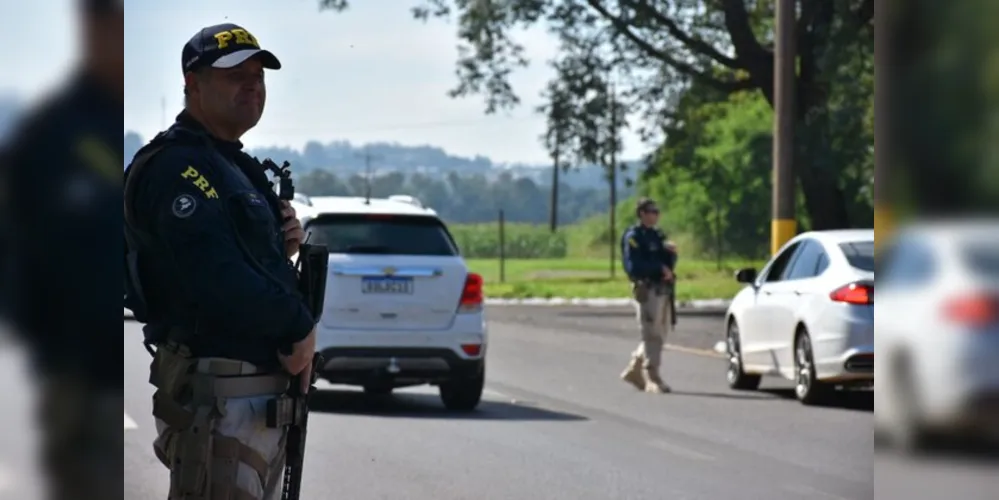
top-left (608, 80), bottom-right (618, 279)
top-left (771, 0), bottom-right (797, 255)
top-left (873, 0), bottom-right (890, 251)
top-left (355, 149), bottom-right (381, 204)
top-left (549, 128), bottom-right (561, 233)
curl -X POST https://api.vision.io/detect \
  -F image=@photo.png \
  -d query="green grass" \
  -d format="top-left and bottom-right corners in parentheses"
top-left (466, 258), bottom-right (765, 301)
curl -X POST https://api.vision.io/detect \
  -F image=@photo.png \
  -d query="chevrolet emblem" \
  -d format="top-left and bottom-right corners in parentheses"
top-left (382, 267), bottom-right (397, 276)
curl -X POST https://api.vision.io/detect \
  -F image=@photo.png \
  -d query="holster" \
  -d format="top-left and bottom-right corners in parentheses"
top-left (633, 281), bottom-right (650, 303)
top-left (149, 343), bottom-right (290, 500)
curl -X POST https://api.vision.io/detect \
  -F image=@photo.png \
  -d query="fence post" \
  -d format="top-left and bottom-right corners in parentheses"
top-left (498, 209), bottom-right (506, 283)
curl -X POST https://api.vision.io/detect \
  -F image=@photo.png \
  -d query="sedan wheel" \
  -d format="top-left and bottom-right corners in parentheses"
top-left (794, 331), bottom-right (828, 405)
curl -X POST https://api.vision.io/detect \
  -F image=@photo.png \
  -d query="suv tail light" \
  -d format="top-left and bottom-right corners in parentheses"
top-left (458, 273), bottom-right (484, 313)
top-left (830, 282), bottom-right (873, 305)
top-left (943, 293), bottom-right (999, 327)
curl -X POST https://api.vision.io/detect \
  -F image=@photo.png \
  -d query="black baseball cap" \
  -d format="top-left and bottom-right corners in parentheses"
top-left (182, 23), bottom-right (282, 74)
top-left (637, 197), bottom-right (659, 214)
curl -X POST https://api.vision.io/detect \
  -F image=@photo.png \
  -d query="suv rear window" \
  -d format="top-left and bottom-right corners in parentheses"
top-left (962, 241), bottom-right (999, 279)
top-left (839, 241), bottom-right (875, 272)
top-left (305, 214), bottom-right (459, 256)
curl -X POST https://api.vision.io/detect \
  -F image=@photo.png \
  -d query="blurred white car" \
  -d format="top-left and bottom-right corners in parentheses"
top-left (298, 194), bottom-right (488, 411)
top-left (724, 230), bottom-right (875, 405)
top-left (874, 221), bottom-right (999, 450)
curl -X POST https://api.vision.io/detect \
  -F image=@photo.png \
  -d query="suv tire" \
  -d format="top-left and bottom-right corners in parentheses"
top-left (439, 374), bottom-right (484, 412)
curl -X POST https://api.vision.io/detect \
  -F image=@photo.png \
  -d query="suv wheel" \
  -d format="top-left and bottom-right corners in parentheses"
top-left (439, 374), bottom-right (485, 412)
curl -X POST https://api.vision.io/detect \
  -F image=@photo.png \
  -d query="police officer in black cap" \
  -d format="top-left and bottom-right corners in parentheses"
top-left (619, 197), bottom-right (679, 394)
top-left (1, 1), bottom-right (122, 499)
top-left (123, 22), bottom-right (316, 499)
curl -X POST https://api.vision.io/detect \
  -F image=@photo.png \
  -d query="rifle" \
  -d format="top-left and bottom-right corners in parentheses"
top-left (260, 158), bottom-right (329, 499)
top-left (271, 351), bottom-right (323, 500)
top-left (261, 158), bottom-right (329, 322)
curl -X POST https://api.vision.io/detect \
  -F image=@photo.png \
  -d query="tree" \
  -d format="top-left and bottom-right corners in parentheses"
top-left (317, 0), bottom-right (874, 229)
top-left (540, 78), bottom-right (572, 232)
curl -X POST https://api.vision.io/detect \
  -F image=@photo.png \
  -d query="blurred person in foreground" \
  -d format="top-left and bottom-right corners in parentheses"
top-left (123, 22), bottom-right (316, 499)
top-left (0, 1), bottom-right (122, 499)
top-left (619, 198), bottom-right (679, 394)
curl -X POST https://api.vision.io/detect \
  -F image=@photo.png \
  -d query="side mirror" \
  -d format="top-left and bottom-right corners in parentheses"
top-left (735, 268), bottom-right (757, 284)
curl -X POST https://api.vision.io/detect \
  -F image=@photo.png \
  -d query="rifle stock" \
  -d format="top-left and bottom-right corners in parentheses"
top-left (296, 243), bottom-right (328, 322)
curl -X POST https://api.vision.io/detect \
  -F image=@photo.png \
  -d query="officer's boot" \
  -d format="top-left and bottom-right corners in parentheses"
top-left (620, 357), bottom-right (645, 390)
top-left (643, 368), bottom-right (671, 394)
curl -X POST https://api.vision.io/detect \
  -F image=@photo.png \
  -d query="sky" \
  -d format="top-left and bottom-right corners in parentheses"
top-left (0, 0), bottom-right (646, 164)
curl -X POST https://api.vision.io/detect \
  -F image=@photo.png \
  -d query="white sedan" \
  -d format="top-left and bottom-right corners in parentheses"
top-left (724, 230), bottom-right (875, 405)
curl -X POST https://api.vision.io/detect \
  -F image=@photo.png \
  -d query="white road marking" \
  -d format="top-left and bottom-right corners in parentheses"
top-left (664, 343), bottom-right (724, 358)
top-left (483, 388), bottom-right (509, 399)
top-left (783, 484), bottom-right (850, 500)
top-left (124, 412), bottom-right (138, 430)
top-left (649, 439), bottom-right (715, 461)
top-left (483, 387), bottom-right (537, 406)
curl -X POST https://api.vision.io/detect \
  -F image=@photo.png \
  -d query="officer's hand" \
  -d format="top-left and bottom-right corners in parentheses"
top-left (663, 266), bottom-right (675, 282)
top-left (280, 201), bottom-right (306, 256)
top-left (278, 327), bottom-right (316, 376)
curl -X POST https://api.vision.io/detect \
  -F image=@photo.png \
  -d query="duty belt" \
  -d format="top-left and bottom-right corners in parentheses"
top-left (150, 342), bottom-right (290, 403)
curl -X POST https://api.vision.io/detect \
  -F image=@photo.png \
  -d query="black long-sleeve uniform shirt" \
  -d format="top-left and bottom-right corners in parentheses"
top-left (125, 111), bottom-right (313, 369)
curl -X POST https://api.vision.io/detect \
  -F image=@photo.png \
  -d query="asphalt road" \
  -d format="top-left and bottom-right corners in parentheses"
top-left (116, 308), bottom-right (875, 500)
top-left (486, 304), bottom-right (727, 354)
top-left (0, 308), bottom-right (989, 499)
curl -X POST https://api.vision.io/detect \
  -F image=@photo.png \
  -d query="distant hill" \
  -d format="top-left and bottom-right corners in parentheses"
top-left (123, 131), bottom-right (641, 191)
top-left (0, 96), bottom-right (635, 225)
top-left (122, 129), bottom-right (636, 224)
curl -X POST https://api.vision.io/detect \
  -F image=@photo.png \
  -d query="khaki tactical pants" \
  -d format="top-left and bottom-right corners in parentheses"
top-left (632, 282), bottom-right (675, 371)
top-left (150, 344), bottom-right (290, 500)
top-left (37, 375), bottom-right (122, 500)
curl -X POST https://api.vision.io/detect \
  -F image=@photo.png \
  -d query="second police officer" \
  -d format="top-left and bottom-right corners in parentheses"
top-left (123, 23), bottom-right (316, 499)
top-left (620, 198), bottom-right (679, 394)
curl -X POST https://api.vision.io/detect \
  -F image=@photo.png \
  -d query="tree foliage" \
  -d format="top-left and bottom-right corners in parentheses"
top-left (317, 0), bottom-right (874, 229)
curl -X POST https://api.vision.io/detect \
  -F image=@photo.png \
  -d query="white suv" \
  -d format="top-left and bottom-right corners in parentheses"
top-left (295, 194), bottom-right (488, 411)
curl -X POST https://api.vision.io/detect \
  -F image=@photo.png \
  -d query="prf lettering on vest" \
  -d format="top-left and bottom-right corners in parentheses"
top-left (213, 28), bottom-right (260, 49)
top-left (180, 166), bottom-right (219, 199)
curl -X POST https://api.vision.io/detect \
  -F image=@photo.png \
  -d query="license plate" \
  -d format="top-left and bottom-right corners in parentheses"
top-left (361, 276), bottom-right (414, 294)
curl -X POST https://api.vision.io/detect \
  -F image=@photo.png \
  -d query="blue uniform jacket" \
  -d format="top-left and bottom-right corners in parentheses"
top-left (125, 112), bottom-right (313, 368)
top-left (621, 224), bottom-right (677, 283)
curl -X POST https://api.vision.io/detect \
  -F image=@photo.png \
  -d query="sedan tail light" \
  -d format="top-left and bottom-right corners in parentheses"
top-left (458, 273), bottom-right (484, 313)
top-left (943, 293), bottom-right (999, 327)
top-left (830, 282), bottom-right (873, 305)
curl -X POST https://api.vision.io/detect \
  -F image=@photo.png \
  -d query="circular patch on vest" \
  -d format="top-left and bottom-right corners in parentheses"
top-left (171, 194), bottom-right (197, 218)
